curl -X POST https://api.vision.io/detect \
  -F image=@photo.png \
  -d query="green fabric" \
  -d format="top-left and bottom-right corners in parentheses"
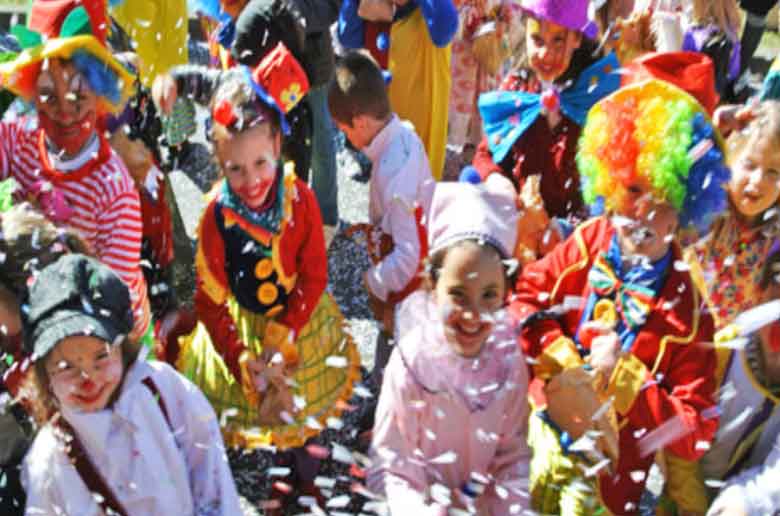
top-left (60, 6), bottom-right (93, 39)
top-left (0, 178), bottom-right (18, 213)
top-left (162, 97), bottom-right (197, 146)
top-left (139, 319), bottom-right (157, 360)
top-left (11, 25), bottom-right (42, 50)
top-left (220, 166), bottom-right (285, 235)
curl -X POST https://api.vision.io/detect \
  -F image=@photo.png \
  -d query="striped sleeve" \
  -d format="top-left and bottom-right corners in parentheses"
top-left (94, 172), bottom-right (151, 339)
top-left (0, 119), bottom-right (27, 180)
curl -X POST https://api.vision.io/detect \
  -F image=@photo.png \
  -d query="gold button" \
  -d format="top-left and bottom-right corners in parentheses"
top-left (255, 258), bottom-right (274, 279)
top-left (257, 282), bottom-right (279, 305)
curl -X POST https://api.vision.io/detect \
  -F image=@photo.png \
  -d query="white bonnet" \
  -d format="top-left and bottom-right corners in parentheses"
top-left (428, 174), bottom-right (519, 258)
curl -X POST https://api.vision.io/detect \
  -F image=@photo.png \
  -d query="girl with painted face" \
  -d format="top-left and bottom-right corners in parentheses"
top-left (0, 0), bottom-right (151, 342)
top-left (368, 176), bottom-right (531, 515)
top-left (687, 101), bottom-right (780, 329)
top-left (174, 43), bottom-right (360, 513)
top-left (19, 255), bottom-right (242, 516)
top-left (473, 0), bottom-right (621, 225)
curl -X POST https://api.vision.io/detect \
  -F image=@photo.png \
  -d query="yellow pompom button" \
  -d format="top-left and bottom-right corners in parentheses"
top-left (257, 282), bottom-right (279, 305)
top-left (593, 298), bottom-right (618, 328)
top-left (255, 258), bottom-right (274, 279)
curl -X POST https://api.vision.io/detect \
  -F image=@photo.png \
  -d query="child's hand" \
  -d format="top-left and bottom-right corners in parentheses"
top-left (152, 73), bottom-right (178, 115)
top-left (587, 326), bottom-right (621, 382)
top-left (364, 273), bottom-right (395, 334)
top-left (714, 104), bottom-right (755, 137)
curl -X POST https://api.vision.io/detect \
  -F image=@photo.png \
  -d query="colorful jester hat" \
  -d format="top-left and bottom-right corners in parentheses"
top-left (211, 41), bottom-right (309, 136)
top-left (577, 79), bottom-right (731, 234)
top-left (0, 0), bottom-right (134, 112)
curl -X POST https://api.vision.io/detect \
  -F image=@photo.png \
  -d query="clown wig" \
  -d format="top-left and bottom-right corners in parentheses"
top-left (577, 80), bottom-right (730, 233)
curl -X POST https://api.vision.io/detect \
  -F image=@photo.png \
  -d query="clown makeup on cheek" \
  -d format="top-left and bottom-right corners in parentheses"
top-left (35, 61), bottom-right (98, 157)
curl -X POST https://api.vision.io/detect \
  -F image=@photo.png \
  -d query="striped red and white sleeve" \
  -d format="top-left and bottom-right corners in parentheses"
top-left (93, 162), bottom-right (151, 339)
top-left (0, 120), bottom-right (27, 179)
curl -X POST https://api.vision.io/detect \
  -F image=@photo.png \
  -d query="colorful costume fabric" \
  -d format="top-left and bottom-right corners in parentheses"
top-left (473, 53), bottom-right (621, 219)
top-left (339, 0), bottom-right (459, 180)
top-left (686, 214), bottom-right (780, 328)
top-left (511, 216), bottom-right (718, 515)
top-left (178, 165), bottom-right (360, 449)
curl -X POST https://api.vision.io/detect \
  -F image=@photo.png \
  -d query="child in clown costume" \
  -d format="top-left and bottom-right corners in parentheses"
top-left (474, 0), bottom-right (620, 221)
top-left (175, 42), bottom-right (360, 501)
top-left (0, 0), bottom-right (150, 341)
top-left (510, 78), bottom-right (730, 515)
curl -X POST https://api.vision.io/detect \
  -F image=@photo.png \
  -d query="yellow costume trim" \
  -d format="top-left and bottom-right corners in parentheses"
top-left (741, 348), bottom-right (780, 405)
top-left (683, 245), bottom-right (722, 329)
top-left (550, 217), bottom-right (598, 302)
top-left (195, 238), bottom-right (228, 305)
top-left (651, 269), bottom-right (700, 376)
top-left (607, 352), bottom-right (648, 415)
top-left (661, 454), bottom-right (709, 514)
top-left (535, 336), bottom-right (584, 380)
top-left (0, 35), bottom-right (134, 112)
top-left (270, 163), bottom-right (299, 294)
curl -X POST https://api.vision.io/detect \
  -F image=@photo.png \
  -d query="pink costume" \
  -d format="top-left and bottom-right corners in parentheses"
top-left (368, 296), bottom-right (531, 515)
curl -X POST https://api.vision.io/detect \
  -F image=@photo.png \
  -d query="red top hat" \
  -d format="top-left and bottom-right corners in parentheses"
top-left (622, 51), bottom-right (719, 115)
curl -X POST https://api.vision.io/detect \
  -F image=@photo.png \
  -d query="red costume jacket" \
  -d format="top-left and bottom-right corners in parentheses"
top-left (472, 70), bottom-right (585, 219)
top-left (510, 216), bottom-right (718, 514)
top-left (194, 167), bottom-right (327, 381)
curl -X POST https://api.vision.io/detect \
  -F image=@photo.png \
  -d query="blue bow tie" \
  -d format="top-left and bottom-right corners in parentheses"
top-left (478, 52), bottom-right (621, 164)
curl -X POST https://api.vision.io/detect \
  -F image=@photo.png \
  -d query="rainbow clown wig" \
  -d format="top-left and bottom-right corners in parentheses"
top-left (577, 79), bottom-right (730, 233)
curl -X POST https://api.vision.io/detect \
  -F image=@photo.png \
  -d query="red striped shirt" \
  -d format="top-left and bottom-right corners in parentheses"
top-left (0, 120), bottom-right (151, 338)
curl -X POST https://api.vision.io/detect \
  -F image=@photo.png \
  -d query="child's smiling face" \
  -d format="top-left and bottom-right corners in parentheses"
top-left (525, 17), bottom-right (582, 83)
top-left (45, 336), bottom-right (124, 413)
top-left (433, 241), bottom-right (506, 358)
top-left (729, 133), bottom-right (780, 223)
top-left (34, 59), bottom-right (98, 156)
top-left (216, 123), bottom-right (281, 210)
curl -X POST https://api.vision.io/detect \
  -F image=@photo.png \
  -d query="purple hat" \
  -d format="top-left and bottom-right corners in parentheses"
top-left (520, 0), bottom-right (597, 38)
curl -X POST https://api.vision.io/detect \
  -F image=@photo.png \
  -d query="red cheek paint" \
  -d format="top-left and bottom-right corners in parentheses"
top-left (38, 111), bottom-right (96, 156)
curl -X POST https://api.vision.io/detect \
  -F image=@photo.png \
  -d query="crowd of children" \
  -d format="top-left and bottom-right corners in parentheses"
top-left (2, 0), bottom-right (780, 514)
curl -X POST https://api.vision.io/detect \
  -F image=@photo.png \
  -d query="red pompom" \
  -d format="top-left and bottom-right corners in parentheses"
top-left (541, 89), bottom-right (560, 113)
top-left (213, 99), bottom-right (237, 128)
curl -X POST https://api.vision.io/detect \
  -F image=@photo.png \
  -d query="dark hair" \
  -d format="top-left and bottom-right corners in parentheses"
top-left (424, 239), bottom-right (518, 291)
top-left (328, 50), bottom-right (391, 126)
top-left (22, 336), bottom-right (142, 426)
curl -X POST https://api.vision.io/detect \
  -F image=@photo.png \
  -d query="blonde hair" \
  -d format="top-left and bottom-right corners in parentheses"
top-left (726, 100), bottom-right (780, 166)
top-left (0, 203), bottom-right (91, 295)
top-left (209, 70), bottom-right (280, 143)
top-left (692, 0), bottom-right (741, 39)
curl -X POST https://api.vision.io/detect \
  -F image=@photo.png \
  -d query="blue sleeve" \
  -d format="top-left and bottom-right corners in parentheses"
top-left (338, 0), bottom-right (365, 49)
top-left (416, 0), bottom-right (458, 47)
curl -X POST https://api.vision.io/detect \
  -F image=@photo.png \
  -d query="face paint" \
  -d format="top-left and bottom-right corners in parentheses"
top-left (34, 61), bottom-right (98, 156)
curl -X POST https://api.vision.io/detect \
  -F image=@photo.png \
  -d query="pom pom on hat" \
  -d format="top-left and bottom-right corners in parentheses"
top-left (459, 166), bottom-right (483, 184)
top-left (428, 175), bottom-right (519, 259)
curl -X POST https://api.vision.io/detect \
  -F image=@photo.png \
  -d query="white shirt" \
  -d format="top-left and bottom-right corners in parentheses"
top-left (22, 357), bottom-right (242, 516)
top-left (363, 115), bottom-right (435, 302)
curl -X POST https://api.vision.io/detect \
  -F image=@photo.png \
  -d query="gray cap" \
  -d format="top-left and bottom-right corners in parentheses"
top-left (22, 254), bottom-right (134, 357)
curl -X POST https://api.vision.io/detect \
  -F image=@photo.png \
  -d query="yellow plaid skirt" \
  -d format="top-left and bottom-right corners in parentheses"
top-left (177, 293), bottom-right (361, 450)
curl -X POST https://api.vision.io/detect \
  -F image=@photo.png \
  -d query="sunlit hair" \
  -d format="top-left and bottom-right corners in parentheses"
top-left (577, 80), bottom-right (731, 233)
top-left (209, 70), bottom-right (280, 142)
top-left (725, 100), bottom-right (780, 167)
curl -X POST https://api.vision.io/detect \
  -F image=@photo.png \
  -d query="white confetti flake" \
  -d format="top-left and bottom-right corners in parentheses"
top-left (325, 355), bottom-right (348, 368)
top-left (430, 450), bottom-right (458, 464)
